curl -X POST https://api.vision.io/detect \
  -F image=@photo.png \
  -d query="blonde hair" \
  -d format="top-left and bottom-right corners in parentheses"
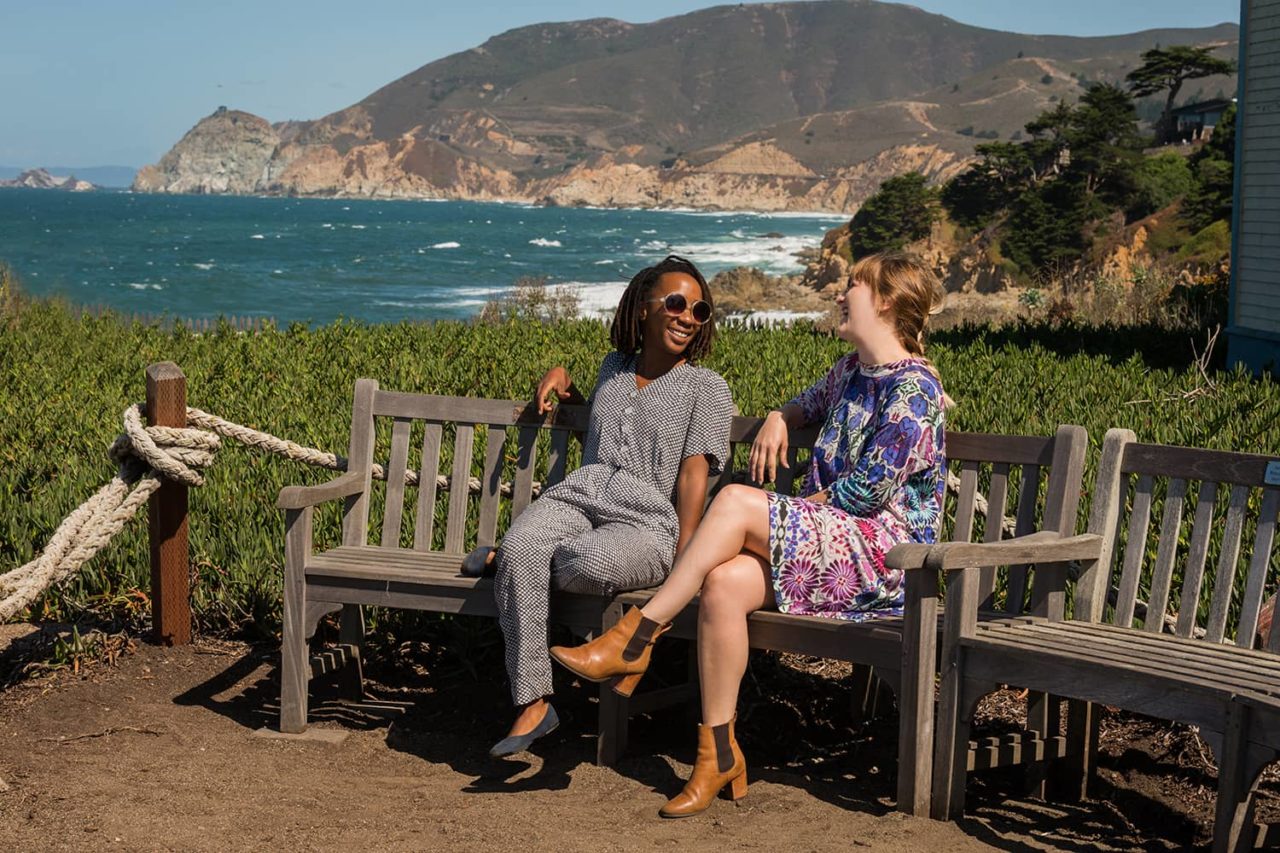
top-left (850, 252), bottom-right (951, 401)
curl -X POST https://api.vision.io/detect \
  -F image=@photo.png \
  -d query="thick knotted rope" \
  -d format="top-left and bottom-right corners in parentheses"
top-left (0, 406), bottom-right (219, 621)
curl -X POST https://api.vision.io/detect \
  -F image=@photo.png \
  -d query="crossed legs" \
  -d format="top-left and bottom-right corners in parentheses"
top-left (640, 484), bottom-right (775, 725)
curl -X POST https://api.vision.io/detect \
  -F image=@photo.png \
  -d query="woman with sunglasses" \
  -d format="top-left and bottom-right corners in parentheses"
top-left (474, 254), bottom-right (734, 758)
top-left (551, 252), bottom-right (947, 817)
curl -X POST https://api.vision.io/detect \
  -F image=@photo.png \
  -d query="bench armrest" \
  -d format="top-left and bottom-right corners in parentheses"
top-left (277, 470), bottom-right (367, 510)
top-left (889, 531), bottom-right (1102, 573)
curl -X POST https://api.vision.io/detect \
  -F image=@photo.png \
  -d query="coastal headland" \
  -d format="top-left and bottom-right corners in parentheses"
top-left (132, 3), bottom-right (1238, 215)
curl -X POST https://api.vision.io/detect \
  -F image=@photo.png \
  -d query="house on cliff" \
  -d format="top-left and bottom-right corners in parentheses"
top-left (1228, 0), bottom-right (1280, 374)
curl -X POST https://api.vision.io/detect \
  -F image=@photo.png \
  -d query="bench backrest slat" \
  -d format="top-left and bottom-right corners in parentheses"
top-left (444, 424), bottom-right (475, 554)
top-left (342, 378), bottom-right (378, 546)
top-left (1239, 488), bottom-right (1280, 648)
top-left (1176, 481), bottom-right (1218, 638)
top-left (1144, 477), bottom-right (1188, 634)
top-left (476, 427), bottom-right (507, 549)
top-left (951, 462), bottom-right (980, 544)
top-left (414, 423), bottom-right (443, 551)
top-left (1205, 485), bottom-right (1249, 642)
top-left (381, 417), bottom-right (413, 548)
top-left (511, 426), bottom-right (539, 520)
top-left (546, 429), bottom-right (570, 489)
top-left (1114, 473), bottom-right (1154, 627)
top-left (1090, 428), bottom-right (1280, 649)
top-left (976, 462), bottom-right (1011, 609)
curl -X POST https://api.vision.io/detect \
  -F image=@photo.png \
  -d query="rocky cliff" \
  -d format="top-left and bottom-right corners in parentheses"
top-left (134, 2), bottom-right (1239, 212)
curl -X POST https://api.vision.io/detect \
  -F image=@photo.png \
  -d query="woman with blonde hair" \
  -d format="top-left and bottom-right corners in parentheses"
top-left (551, 251), bottom-right (948, 817)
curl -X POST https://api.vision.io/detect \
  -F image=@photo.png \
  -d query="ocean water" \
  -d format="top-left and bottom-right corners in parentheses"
top-left (0, 189), bottom-right (845, 324)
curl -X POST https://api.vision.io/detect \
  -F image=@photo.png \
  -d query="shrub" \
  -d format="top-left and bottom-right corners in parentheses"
top-left (849, 172), bottom-right (940, 259)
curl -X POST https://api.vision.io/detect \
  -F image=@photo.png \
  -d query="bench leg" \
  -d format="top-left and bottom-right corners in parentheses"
top-left (280, 508), bottom-right (312, 734)
top-left (1025, 690), bottom-right (1061, 799)
top-left (1052, 698), bottom-right (1100, 801)
top-left (931, 661), bottom-right (989, 821)
top-left (596, 603), bottom-right (628, 766)
top-left (1212, 703), bottom-right (1271, 853)
top-left (338, 604), bottom-right (366, 700)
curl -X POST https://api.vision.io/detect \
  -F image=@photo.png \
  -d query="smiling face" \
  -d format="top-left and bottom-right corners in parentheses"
top-left (640, 271), bottom-right (704, 357)
top-left (835, 274), bottom-right (889, 346)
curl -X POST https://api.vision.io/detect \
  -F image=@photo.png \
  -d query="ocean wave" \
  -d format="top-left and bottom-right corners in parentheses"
top-left (528, 237), bottom-right (562, 248)
top-left (127, 282), bottom-right (164, 291)
top-left (193, 262), bottom-right (215, 270)
top-left (250, 234), bottom-right (265, 240)
top-left (350, 224), bottom-right (367, 230)
top-left (431, 241), bottom-right (461, 249)
top-left (593, 259), bottom-right (615, 265)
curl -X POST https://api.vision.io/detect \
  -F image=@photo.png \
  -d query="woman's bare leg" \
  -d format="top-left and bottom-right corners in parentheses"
top-left (641, 485), bottom-right (771, 625)
top-left (697, 554), bottom-right (773, 725)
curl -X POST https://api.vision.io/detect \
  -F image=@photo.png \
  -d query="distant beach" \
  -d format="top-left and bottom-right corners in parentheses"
top-left (0, 188), bottom-right (844, 324)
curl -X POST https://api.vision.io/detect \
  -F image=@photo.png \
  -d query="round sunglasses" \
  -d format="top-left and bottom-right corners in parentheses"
top-left (645, 292), bottom-right (712, 324)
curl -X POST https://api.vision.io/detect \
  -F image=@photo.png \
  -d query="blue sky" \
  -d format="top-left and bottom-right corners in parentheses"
top-left (0, 0), bottom-right (1242, 168)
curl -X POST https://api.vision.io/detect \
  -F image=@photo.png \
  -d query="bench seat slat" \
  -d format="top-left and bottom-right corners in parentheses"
top-left (967, 621), bottom-right (1280, 700)
top-left (980, 618), bottom-right (1280, 684)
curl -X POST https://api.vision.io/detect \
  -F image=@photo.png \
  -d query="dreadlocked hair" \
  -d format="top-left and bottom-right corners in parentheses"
top-left (609, 254), bottom-right (716, 363)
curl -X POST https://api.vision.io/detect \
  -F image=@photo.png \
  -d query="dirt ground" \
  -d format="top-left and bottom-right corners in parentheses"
top-left (0, 629), bottom-right (1273, 852)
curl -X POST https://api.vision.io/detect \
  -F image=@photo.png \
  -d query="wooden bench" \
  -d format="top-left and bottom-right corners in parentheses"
top-left (923, 428), bottom-right (1280, 852)
top-left (275, 377), bottom-right (1088, 817)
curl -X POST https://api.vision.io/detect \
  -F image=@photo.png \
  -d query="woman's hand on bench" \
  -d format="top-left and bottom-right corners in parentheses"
top-left (537, 366), bottom-right (584, 414)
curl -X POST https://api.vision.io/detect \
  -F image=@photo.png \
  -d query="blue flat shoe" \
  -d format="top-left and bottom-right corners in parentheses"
top-left (489, 704), bottom-right (560, 757)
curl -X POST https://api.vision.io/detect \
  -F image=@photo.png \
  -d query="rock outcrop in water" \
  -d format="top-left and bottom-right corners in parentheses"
top-left (0, 168), bottom-right (96, 191)
top-left (134, 4), bottom-right (1238, 213)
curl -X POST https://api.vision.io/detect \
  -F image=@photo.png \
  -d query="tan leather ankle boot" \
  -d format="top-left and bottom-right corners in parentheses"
top-left (549, 606), bottom-right (669, 697)
top-left (659, 718), bottom-right (747, 818)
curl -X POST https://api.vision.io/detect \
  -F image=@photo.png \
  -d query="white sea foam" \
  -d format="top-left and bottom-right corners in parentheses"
top-left (193, 262), bottom-right (215, 270)
top-left (431, 241), bottom-right (461, 249)
top-left (594, 259), bottom-right (615, 265)
top-left (559, 281), bottom-right (628, 317)
top-left (351, 224), bottom-right (367, 230)
top-left (725, 310), bottom-right (824, 324)
top-left (127, 282), bottom-right (164, 291)
top-left (321, 223), bottom-right (333, 229)
top-left (528, 238), bottom-right (562, 247)
top-left (667, 233), bottom-right (818, 274)
top-left (250, 234), bottom-right (265, 240)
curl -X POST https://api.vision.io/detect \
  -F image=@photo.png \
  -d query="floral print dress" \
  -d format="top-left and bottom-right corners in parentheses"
top-left (767, 353), bottom-right (946, 620)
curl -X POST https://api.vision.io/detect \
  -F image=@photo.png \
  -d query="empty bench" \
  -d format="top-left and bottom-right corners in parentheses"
top-left (921, 428), bottom-right (1280, 852)
top-left (275, 377), bottom-right (1090, 817)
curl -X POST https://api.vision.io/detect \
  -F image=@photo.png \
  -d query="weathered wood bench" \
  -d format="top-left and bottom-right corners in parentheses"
top-left (276, 377), bottom-right (1089, 817)
top-left (923, 428), bottom-right (1280, 852)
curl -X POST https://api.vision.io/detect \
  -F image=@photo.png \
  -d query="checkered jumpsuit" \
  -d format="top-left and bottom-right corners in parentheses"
top-left (494, 351), bottom-right (734, 705)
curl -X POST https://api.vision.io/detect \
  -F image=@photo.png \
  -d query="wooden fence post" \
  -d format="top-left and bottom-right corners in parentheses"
top-left (146, 362), bottom-right (191, 645)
